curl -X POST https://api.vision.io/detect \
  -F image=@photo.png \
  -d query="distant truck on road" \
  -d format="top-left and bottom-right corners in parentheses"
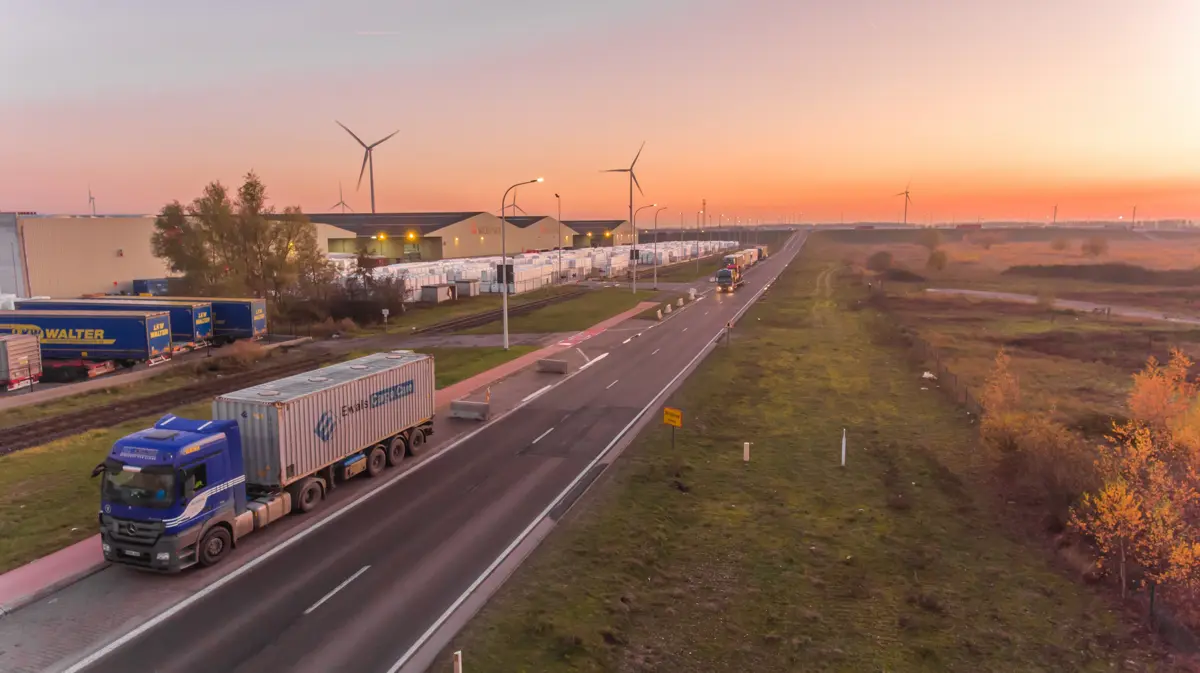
top-left (0, 309), bottom-right (172, 380)
top-left (93, 350), bottom-right (436, 571)
top-left (716, 266), bottom-right (744, 292)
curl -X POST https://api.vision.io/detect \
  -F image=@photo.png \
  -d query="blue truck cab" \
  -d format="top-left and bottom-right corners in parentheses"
top-left (95, 415), bottom-right (247, 571)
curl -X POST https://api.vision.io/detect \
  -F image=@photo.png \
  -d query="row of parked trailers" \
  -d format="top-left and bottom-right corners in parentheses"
top-left (0, 296), bottom-right (268, 387)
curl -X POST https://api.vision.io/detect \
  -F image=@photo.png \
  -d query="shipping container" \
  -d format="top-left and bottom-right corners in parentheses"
top-left (0, 334), bottom-right (42, 390)
top-left (132, 278), bottom-right (170, 296)
top-left (107, 296), bottom-right (267, 342)
top-left (213, 351), bottom-right (436, 489)
top-left (0, 309), bottom-right (172, 363)
top-left (17, 298), bottom-right (212, 346)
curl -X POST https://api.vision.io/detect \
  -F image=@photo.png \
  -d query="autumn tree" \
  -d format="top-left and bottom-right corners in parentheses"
top-left (866, 250), bottom-right (893, 272)
top-left (1127, 349), bottom-right (1196, 433)
top-left (925, 249), bottom-right (948, 271)
top-left (152, 172), bottom-right (333, 298)
top-left (1081, 236), bottom-right (1109, 258)
top-left (1050, 237), bottom-right (1070, 252)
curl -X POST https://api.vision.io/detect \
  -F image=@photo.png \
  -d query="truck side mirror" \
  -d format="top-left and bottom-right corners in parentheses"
top-left (90, 463), bottom-right (106, 479)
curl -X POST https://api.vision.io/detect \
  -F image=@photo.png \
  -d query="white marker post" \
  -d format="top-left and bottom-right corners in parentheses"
top-left (453, 650), bottom-right (463, 673)
top-left (840, 429), bottom-right (847, 467)
top-left (743, 441), bottom-right (751, 463)
top-left (382, 307), bottom-right (390, 334)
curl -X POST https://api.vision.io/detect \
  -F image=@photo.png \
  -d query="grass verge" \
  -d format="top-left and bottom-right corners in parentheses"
top-left (442, 246), bottom-right (1172, 671)
top-left (0, 346), bottom-right (535, 573)
top-left (460, 289), bottom-right (657, 334)
top-left (650, 254), bottom-right (726, 282)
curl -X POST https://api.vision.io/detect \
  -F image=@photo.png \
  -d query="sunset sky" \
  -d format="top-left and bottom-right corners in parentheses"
top-left (2, 0), bottom-right (1198, 224)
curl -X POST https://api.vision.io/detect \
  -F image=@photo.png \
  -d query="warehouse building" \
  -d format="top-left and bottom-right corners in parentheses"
top-left (562, 219), bottom-right (634, 248)
top-left (305, 211), bottom-right (582, 262)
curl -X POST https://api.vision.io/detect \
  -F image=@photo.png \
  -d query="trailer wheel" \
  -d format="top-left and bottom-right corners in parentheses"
top-left (198, 526), bottom-right (231, 567)
top-left (408, 428), bottom-right (428, 457)
top-left (293, 479), bottom-right (323, 514)
top-left (366, 445), bottom-right (387, 477)
top-left (386, 435), bottom-right (407, 467)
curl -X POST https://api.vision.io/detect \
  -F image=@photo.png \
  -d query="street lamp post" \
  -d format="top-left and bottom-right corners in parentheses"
top-left (695, 209), bottom-right (704, 275)
top-left (554, 193), bottom-right (562, 285)
top-left (501, 177), bottom-right (544, 350)
top-left (632, 203), bottom-right (656, 293)
top-left (653, 206), bottom-right (667, 289)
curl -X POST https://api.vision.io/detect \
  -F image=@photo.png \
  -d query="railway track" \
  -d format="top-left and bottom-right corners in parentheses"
top-left (412, 287), bottom-right (589, 334)
top-left (0, 352), bottom-right (335, 457)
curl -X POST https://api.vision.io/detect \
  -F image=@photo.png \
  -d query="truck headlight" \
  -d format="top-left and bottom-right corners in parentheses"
top-left (102, 543), bottom-right (111, 553)
top-left (156, 552), bottom-right (171, 561)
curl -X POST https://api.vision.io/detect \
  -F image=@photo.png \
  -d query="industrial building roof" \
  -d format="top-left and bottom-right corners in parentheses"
top-left (561, 220), bottom-right (629, 235)
top-left (500, 216), bottom-right (553, 229)
top-left (288, 212), bottom-right (488, 236)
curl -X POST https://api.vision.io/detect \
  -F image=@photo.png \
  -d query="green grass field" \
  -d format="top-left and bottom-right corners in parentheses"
top-left (460, 289), bottom-right (656, 334)
top-left (0, 346), bottom-right (534, 573)
top-left (649, 253), bottom-right (726, 282)
top-left (441, 243), bottom-right (1171, 671)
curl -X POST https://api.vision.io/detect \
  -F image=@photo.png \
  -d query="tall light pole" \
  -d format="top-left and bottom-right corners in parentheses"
top-left (554, 193), bottom-right (563, 284)
top-left (501, 177), bottom-right (544, 350)
top-left (632, 203), bottom-right (656, 293)
top-left (653, 206), bottom-right (667, 289)
top-left (695, 208), bottom-right (704, 274)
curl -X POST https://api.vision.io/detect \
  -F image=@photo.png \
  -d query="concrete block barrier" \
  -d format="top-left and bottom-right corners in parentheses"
top-left (449, 400), bottom-right (489, 421)
top-left (676, 298), bottom-right (684, 307)
top-left (664, 304), bottom-right (672, 314)
top-left (536, 358), bottom-right (569, 374)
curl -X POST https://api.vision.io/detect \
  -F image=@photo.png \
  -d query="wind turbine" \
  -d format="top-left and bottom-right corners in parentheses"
top-left (603, 142), bottom-right (646, 292)
top-left (501, 186), bottom-right (528, 216)
top-left (895, 184), bottom-right (912, 226)
top-left (87, 186), bottom-right (96, 216)
top-left (336, 121), bottom-right (398, 214)
top-left (329, 182), bottom-right (353, 213)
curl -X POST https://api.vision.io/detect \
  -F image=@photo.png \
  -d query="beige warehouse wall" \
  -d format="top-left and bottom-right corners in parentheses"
top-left (19, 216), bottom-right (173, 297)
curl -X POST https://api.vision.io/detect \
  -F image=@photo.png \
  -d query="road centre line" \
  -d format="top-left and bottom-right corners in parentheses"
top-left (531, 428), bottom-right (554, 444)
top-left (651, 349), bottom-right (660, 355)
top-left (606, 380), bottom-right (619, 390)
top-left (304, 566), bottom-right (370, 615)
top-left (578, 352), bottom-right (608, 371)
top-left (520, 385), bottom-right (553, 404)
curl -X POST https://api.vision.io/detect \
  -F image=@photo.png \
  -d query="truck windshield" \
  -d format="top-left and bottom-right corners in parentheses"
top-left (101, 460), bottom-right (175, 509)
top-left (716, 270), bottom-right (732, 280)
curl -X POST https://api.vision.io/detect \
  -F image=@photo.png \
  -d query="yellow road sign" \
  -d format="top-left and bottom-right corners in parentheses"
top-left (663, 406), bottom-right (682, 428)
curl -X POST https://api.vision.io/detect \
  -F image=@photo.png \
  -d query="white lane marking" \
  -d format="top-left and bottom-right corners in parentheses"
top-left (704, 311), bottom-right (708, 316)
top-left (304, 566), bottom-right (370, 615)
top-left (532, 428), bottom-right (554, 444)
top-left (575, 348), bottom-right (590, 363)
top-left (622, 337), bottom-right (632, 344)
top-left (387, 239), bottom-right (805, 673)
top-left (651, 348), bottom-right (660, 355)
top-left (682, 327), bottom-right (688, 332)
top-left (606, 380), bottom-right (619, 390)
top-left (578, 352), bottom-right (608, 371)
top-left (521, 385), bottom-right (553, 404)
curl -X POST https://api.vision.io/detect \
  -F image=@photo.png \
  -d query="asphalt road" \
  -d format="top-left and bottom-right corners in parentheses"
top-left (72, 234), bottom-right (805, 673)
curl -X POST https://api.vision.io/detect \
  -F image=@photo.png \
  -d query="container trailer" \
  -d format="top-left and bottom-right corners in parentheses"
top-left (0, 309), bottom-right (172, 380)
top-left (715, 267), bottom-right (744, 292)
top-left (93, 350), bottom-right (436, 571)
top-left (0, 334), bottom-right (42, 391)
top-left (18, 298), bottom-right (212, 349)
top-left (103, 296), bottom-right (267, 344)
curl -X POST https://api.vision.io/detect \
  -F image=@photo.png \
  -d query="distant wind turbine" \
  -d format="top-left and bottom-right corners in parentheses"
top-left (88, 186), bottom-right (96, 216)
top-left (895, 184), bottom-right (912, 226)
top-left (603, 141), bottom-right (646, 232)
top-left (336, 121), bottom-right (398, 214)
top-left (501, 186), bottom-right (528, 216)
top-left (330, 182), bottom-right (353, 213)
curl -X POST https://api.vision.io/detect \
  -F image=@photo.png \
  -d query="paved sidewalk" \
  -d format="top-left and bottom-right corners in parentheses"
top-left (0, 302), bottom-right (658, 622)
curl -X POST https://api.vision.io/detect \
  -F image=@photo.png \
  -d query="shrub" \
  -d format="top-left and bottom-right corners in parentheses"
top-left (925, 249), bottom-right (948, 271)
top-left (1081, 236), bottom-right (1109, 258)
top-left (338, 317), bottom-right (359, 333)
top-left (971, 233), bottom-right (1003, 249)
top-left (866, 250), bottom-right (893, 272)
top-left (1051, 237), bottom-right (1070, 251)
top-left (310, 317), bottom-right (339, 338)
top-left (225, 339), bottom-right (267, 369)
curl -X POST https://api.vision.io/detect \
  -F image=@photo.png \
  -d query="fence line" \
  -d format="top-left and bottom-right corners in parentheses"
top-left (904, 332), bottom-right (984, 418)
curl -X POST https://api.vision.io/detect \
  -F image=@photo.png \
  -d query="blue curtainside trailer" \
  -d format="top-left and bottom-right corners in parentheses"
top-left (18, 298), bottom-right (212, 348)
top-left (0, 309), bottom-right (172, 380)
top-left (102, 296), bottom-right (267, 343)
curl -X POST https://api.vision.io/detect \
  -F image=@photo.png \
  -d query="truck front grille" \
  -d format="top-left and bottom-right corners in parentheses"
top-left (103, 516), bottom-right (165, 545)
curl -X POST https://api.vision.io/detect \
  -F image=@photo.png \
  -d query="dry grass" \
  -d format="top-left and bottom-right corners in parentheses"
top-left (441, 242), bottom-right (1185, 672)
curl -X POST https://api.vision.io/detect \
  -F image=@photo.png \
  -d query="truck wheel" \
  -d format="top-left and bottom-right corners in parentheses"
top-left (198, 526), bottom-right (231, 567)
top-left (366, 446), bottom-right (387, 477)
top-left (386, 435), bottom-right (407, 467)
top-left (408, 428), bottom-right (428, 457)
top-left (293, 479), bottom-right (323, 514)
